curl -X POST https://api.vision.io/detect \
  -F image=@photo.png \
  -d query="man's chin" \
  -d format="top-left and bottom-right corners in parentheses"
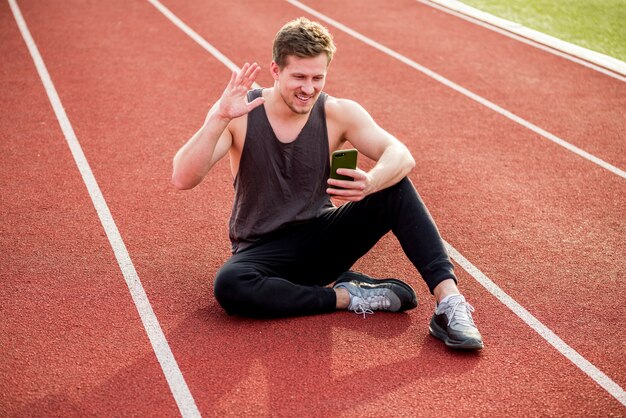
top-left (294, 107), bottom-right (311, 115)
top-left (290, 98), bottom-right (316, 114)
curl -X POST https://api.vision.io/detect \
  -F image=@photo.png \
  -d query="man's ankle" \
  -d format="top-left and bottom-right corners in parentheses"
top-left (433, 278), bottom-right (460, 304)
top-left (335, 287), bottom-right (351, 309)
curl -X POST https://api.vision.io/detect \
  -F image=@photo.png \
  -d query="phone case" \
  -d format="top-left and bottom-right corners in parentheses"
top-left (330, 149), bottom-right (358, 181)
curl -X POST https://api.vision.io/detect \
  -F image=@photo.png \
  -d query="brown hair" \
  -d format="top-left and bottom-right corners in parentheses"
top-left (272, 17), bottom-right (336, 68)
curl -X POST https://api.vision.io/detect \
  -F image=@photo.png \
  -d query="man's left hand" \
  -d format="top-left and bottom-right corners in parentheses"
top-left (327, 168), bottom-right (375, 201)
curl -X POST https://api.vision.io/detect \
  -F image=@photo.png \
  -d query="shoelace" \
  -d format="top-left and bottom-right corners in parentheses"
top-left (444, 297), bottom-right (476, 327)
top-left (353, 302), bottom-right (374, 318)
top-left (350, 295), bottom-right (391, 318)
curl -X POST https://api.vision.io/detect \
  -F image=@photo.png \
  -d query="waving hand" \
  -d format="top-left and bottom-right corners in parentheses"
top-left (216, 63), bottom-right (265, 120)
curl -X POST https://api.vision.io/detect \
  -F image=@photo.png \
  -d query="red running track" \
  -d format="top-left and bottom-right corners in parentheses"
top-left (1, 0), bottom-right (624, 416)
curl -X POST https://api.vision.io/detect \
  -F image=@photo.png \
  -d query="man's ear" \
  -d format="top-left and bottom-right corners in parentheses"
top-left (270, 61), bottom-right (280, 80)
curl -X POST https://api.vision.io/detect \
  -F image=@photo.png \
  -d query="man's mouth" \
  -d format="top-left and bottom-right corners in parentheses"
top-left (295, 93), bottom-right (313, 104)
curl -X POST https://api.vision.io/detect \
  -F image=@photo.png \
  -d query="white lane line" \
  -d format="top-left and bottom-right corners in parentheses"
top-left (8, 1), bottom-right (201, 417)
top-left (445, 242), bottom-right (626, 407)
top-left (420, 0), bottom-right (626, 81)
top-left (146, 0), bottom-right (237, 73)
top-left (145, 0), bottom-right (260, 89)
top-left (147, 0), bottom-right (626, 407)
top-left (285, 0), bottom-right (626, 181)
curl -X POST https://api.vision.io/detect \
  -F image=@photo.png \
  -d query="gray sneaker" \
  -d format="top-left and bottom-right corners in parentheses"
top-left (429, 294), bottom-right (484, 350)
top-left (333, 271), bottom-right (417, 317)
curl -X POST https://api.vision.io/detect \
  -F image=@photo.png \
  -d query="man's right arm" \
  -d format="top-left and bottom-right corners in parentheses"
top-left (171, 63), bottom-right (264, 190)
top-left (171, 107), bottom-right (232, 190)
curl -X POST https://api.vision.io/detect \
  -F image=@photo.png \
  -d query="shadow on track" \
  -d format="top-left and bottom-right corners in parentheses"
top-left (164, 304), bottom-right (481, 415)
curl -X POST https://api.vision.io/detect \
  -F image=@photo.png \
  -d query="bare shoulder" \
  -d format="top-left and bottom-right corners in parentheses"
top-left (325, 95), bottom-right (379, 136)
top-left (325, 96), bottom-right (369, 123)
top-left (325, 96), bottom-right (374, 144)
top-left (324, 94), bottom-right (402, 160)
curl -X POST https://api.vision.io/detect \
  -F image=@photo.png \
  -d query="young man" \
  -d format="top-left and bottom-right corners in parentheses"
top-left (172, 18), bottom-right (483, 350)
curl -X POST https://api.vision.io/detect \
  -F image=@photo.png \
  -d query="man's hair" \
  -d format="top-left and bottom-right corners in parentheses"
top-left (272, 17), bottom-right (336, 68)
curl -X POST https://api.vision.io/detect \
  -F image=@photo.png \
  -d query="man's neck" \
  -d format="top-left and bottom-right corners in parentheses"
top-left (262, 87), bottom-right (315, 143)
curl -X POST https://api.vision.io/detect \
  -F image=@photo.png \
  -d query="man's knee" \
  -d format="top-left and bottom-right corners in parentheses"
top-left (373, 176), bottom-right (414, 202)
top-left (214, 263), bottom-right (247, 313)
top-left (391, 176), bottom-right (413, 193)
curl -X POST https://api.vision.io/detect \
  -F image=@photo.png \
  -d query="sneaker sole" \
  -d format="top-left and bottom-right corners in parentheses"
top-left (429, 320), bottom-right (484, 351)
top-left (334, 271), bottom-right (417, 311)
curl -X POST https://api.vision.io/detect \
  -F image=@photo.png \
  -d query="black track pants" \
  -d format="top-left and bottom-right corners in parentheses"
top-left (213, 177), bottom-right (456, 318)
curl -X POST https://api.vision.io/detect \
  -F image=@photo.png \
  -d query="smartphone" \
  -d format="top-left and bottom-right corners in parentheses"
top-left (330, 149), bottom-right (358, 182)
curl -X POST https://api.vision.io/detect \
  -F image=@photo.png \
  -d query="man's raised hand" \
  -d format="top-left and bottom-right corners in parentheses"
top-left (216, 63), bottom-right (265, 120)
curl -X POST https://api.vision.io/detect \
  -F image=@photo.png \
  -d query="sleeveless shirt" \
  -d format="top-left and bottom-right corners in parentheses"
top-left (228, 89), bottom-right (334, 253)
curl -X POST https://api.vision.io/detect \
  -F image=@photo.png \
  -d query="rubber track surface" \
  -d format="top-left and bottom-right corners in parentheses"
top-left (1, 0), bottom-right (624, 415)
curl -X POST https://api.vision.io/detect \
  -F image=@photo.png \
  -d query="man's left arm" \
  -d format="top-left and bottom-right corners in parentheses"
top-left (326, 100), bottom-right (415, 201)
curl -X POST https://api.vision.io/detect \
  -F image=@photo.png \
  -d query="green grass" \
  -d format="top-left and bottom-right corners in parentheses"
top-left (458, 0), bottom-right (626, 61)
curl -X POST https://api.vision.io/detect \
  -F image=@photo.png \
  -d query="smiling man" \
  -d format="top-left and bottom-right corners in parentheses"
top-left (172, 17), bottom-right (483, 350)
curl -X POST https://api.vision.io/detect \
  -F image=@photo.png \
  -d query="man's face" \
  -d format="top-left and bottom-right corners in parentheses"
top-left (272, 54), bottom-right (329, 115)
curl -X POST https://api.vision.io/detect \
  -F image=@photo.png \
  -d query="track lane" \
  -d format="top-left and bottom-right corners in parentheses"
top-left (0, 1), bottom-right (181, 415)
top-left (10, 0), bottom-right (625, 415)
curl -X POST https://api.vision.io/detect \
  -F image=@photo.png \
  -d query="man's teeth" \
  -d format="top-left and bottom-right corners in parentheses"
top-left (297, 94), bottom-right (311, 101)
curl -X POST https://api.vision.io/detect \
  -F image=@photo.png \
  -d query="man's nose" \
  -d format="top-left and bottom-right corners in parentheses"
top-left (301, 81), bottom-right (314, 94)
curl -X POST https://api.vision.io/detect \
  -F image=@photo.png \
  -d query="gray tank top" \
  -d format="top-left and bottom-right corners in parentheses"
top-left (229, 89), bottom-right (334, 253)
